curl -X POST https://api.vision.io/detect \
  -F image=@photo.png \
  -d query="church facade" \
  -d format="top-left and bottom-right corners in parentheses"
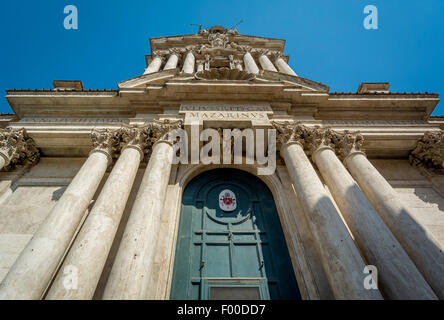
top-left (0, 26), bottom-right (443, 300)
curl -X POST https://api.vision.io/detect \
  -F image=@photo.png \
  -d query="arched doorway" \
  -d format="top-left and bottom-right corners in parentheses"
top-left (170, 168), bottom-right (301, 300)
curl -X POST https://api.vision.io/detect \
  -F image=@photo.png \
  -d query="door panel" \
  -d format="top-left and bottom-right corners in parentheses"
top-left (170, 169), bottom-right (301, 300)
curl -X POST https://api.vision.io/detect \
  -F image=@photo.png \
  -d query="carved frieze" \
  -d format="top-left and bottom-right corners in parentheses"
top-left (0, 128), bottom-right (40, 171)
top-left (409, 131), bottom-right (444, 170)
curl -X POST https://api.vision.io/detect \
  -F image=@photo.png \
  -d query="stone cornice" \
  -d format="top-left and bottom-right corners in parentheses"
top-left (0, 128), bottom-right (40, 171)
top-left (409, 131), bottom-right (444, 170)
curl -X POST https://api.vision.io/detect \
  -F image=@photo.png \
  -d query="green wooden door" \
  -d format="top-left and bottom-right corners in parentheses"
top-left (170, 169), bottom-right (301, 300)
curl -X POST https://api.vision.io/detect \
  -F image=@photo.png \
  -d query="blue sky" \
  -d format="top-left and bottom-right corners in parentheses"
top-left (0, 0), bottom-right (443, 114)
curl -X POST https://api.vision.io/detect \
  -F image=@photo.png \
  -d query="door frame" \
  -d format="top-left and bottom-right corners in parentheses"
top-left (149, 163), bottom-right (330, 300)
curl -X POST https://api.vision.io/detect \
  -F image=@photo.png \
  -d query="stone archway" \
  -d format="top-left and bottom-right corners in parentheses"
top-left (148, 163), bottom-right (329, 300)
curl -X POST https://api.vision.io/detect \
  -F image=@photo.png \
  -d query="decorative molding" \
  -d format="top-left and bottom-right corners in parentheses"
top-left (409, 131), bottom-right (444, 170)
top-left (322, 120), bottom-right (429, 127)
top-left (0, 128), bottom-right (40, 171)
top-left (195, 68), bottom-right (255, 81)
top-left (19, 118), bottom-right (130, 124)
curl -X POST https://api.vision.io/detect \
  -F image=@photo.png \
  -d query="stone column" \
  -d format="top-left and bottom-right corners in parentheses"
top-left (163, 52), bottom-right (180, 70)
top-left (311, 128), bottom-right (437, 300)
top-left (182, 51), bottom-right (195, 74)
top-left (243, 51), bottom-right (260, 74)
top-left (144, 55), bottom-right (164, 75)
top-left (274, 123), bottom-right (382, 300)
top-left (235, 60), bottom-right (243, 71)
top-left (259, 54), bottom-right (278, 72)
top-left (102, 120), bottom-right (182, 300)
top-left (0, 129), bottom-right (116, 300)
top-left (196, 60), bottom-right (204, 72)
top-left (0, 128), bottom-right (39, 171)
top-left (340, 131), bottom-right (444, 299)
top-left (273, 52), bottom-right (297, 76)
top-left (45, 126), bottom-right (148, 300)
top-left (0, 153), bottom-right (6, 171)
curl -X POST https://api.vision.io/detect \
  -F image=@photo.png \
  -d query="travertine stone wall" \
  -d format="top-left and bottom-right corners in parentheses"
top-left (371, 159), bottom-right (444, 247)
top-left (0, 158), bottom-right (85, 282)
top-left (0, 158), bottom-right (107, 285)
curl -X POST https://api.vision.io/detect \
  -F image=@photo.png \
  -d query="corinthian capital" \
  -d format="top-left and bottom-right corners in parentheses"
top-left (0, 128), bottom-right (39, 171)
top-left (272, 122), bottom-right (311, 149)
top-left (409, 131), bottom-right (444, 170)
top-left (306, 127), bottom-right (336, 155)
top-left (117, 125), bottom-right (150, 158)
top-left (270, 51), bottom-right (284, 60)
top-left (90, 128), bottom-right (118, 162)
top-left (149, 119), bottom-right (184, 146)
top-left (331, 130), bottom-right (365, 161)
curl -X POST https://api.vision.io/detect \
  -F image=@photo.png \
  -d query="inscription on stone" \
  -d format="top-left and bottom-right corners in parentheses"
top-left (180, 104), bottom-right (272, 120)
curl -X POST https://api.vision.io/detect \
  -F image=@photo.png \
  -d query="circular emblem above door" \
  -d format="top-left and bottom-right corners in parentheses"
top-left (219, 189), bottom-right (237, 212)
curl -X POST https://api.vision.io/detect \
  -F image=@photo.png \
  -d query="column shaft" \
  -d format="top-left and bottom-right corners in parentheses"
top-left (163, 54), bottom-right (179, 70)
top-left (259, 55), bottom-right (277, 72)
top-left (345, 152), bottom-right (444, 298)
top-left (243, 52), bottom-right (260, 74)
top-left (182, 52), bottom-right (195, 74)
top-left (275, 57), bottom-right (297, 76)
top-left (45, 147), bottom-right (142, 300)
top-left (282, 142), bottom-right (382, 299)
top-left (314, 147), bottom-right (437, 299)
top-left (0, 150), bottom-right (110, 299)
top-left (0, 152), bottom-right (7, 171)
top-left (196, 61), bottom-right (204, 72)
top-left (102, 141), bottom-right (173, 299)
top-left (144, 56), bottom-right (163, 75)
